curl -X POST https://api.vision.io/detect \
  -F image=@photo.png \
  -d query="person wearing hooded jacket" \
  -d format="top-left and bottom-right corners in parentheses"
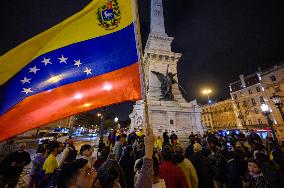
top-left (173, 146), bottom-right (198, 188)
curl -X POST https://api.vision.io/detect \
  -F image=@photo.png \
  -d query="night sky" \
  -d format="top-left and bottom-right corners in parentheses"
top-left (0, 0), bottom-right (284, 120)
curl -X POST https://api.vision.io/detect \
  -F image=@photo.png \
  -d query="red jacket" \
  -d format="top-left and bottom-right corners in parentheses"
top-left (159, 161), bottom-right (189, 188)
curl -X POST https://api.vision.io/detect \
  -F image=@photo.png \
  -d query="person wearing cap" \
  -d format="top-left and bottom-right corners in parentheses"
top-left (190, 143), bottom-right (214, 188)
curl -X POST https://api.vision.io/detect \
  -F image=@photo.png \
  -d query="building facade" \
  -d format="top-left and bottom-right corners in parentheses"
top-left (229, 64), bottom-right (284, 130)
top-left (129, 0), bottom-right (203, 135)
top-left (202, 99), bottom-right (238, 130)
top-left (261, 64), bottom-right (284, 126)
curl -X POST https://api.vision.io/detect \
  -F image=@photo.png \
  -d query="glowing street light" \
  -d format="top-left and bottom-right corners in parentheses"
top-left (202, 88), bottom-right (212, 104)
top-left (114, 117), bottom-right (119, 122)
top-left (97, 113), bottom-right (102, 117)
top-left (261, 104), bottom-right (278, 143)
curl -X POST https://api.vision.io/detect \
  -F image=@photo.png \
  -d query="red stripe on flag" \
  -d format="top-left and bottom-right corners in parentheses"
top-left (0, 63), bottom-right (141, 142)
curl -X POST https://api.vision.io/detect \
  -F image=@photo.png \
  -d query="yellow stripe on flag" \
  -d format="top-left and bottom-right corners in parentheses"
top-left (0, 0), bottom-right (134, 85)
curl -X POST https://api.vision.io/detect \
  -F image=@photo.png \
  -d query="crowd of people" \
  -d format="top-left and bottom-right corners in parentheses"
top-left (0, 128), bottom-right (283, 188)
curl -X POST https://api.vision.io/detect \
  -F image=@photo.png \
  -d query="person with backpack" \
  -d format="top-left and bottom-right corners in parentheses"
top-left (58, 140), bottom-right (77, 168)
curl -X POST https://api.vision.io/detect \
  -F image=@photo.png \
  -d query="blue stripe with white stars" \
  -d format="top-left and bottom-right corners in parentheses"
top-left (0, 24), bottom-right (138, 115)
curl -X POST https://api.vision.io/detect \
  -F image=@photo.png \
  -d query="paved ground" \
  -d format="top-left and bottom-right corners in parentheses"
top-left (16, 136), bottom-right (102, 188)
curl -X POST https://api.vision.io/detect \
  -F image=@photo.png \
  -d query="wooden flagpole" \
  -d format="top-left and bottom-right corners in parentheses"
top-left (132, 0), bottom-right (150, 128)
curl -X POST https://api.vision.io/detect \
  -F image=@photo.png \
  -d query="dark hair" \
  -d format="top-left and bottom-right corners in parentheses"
top-left (173, 152), bottom-right (185, 164)
top-left (162, 146), bottom-right (173, 161)
top-left (227, 151), bottom-right (236, 160)
top-left (47, 141), bottom-right (62, 156)
top-left (80, 144), bottom-right (92, 155)
top-left (99, 166), bottom-right (120, 188)
top-left (36, 145), bottom-right (46, 154)
top-left (57, 159), bottom-right (89, 188)
top-left (248, 158), bottom-right (262, 170)
top-left (99, 146), bottom-right (111, 161)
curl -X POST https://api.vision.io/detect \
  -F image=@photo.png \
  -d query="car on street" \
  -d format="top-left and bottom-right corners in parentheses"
top-left (38, 132), bottom-right (68, 144)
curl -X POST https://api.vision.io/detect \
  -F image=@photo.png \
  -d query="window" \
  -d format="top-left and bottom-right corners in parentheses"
top-left (255, 108), bottom-right (259, 114)
top-left (270, 75), bottom-right (276, 82)
top-left (256, 86), bottom-right (261, 92)
top-left (258, 119), bottom-right (262, 125)
top-left (243, 101), bottom-right (247, 107)
top-left (248, 120), bottom-right (252, 125)
top-left (259, 96), bottom-right (264, 103)
top-left (251, 98), bottom-right (256, 106)
top-left (248, 89), bottom-right (252, 94)
top-left (233, 94), bottom-right (237, 100)
top-left (170, 120), bottom-right (174, 124)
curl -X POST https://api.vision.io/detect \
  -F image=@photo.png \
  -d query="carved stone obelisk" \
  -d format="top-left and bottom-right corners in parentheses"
top-left (130, 0), bottom-right (204, 136)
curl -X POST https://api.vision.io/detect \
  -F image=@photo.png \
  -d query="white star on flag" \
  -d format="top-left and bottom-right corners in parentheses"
top-left (21, 77), bottom-right (31, 84)
top-left (58, 55), bottom-right (68, 64)
top-left (74, 59), bottom-right (82, 67)
top-left (29, 66), bottom-right (40, 74)
top-left (22, 88), bottom-right (33, 94)
top-left (84, 67), bottom-right (92, 75)
top-left (41, 57), bottom-right (52, 66)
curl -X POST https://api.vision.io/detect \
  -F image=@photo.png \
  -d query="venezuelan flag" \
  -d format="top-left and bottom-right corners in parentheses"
top-left (0, 0), bottom-right (142, 142)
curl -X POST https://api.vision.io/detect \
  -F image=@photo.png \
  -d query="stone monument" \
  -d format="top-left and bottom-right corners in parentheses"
top-left (129, 0), bottom-right (204, 136)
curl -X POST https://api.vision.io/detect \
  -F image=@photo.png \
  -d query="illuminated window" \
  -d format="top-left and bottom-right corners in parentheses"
top-left (270, 75), bottom-right (276, 82)
top-left (251, 98), bottom-right (256, 106)
top-left (248, 89), bottom-right (252, 94)
top-left (259, 96), bottom-right (264, 103)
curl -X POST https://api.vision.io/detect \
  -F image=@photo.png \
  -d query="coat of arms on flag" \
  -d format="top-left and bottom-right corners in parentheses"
top-left (97, 0), bottom-right (121, 30)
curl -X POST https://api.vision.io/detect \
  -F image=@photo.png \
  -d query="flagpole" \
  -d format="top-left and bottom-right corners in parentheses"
top-left (132, 0), bottom-right (150, 129)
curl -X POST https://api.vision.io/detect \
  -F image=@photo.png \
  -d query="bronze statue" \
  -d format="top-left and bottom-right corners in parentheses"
top-left (151, 65), bottom-right (177, 101)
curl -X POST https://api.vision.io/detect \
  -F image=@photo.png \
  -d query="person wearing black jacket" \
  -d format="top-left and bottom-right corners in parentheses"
top-left (0, 143), bottom-right (31, 188)
top-left (119, 146), bottom-right (135, 188)
top-left (227, 151), bottom-right (242, 188)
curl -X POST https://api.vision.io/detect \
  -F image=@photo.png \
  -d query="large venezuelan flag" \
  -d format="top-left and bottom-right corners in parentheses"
top-left (0, 0), bottom-right (142, 142)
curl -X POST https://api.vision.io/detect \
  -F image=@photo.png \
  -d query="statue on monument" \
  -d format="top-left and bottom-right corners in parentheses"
top-left (151, 65), bottom-right (177, 101)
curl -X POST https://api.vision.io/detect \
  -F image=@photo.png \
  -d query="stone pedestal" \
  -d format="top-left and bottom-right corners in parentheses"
top-left (129, 0), bottom-right (204, 136)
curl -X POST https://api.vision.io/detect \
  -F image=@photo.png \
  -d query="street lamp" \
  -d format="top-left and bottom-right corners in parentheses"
top-left (261, 104), bottom-right (278, 143)
top-left (270, 93), bottom-right (284, 122)
top-left (114, 117), bottom-right (119, 123)
top-left (202, 89), bottom-right (212, 104)
top-left (97, 112), bottom-right (104, 143)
